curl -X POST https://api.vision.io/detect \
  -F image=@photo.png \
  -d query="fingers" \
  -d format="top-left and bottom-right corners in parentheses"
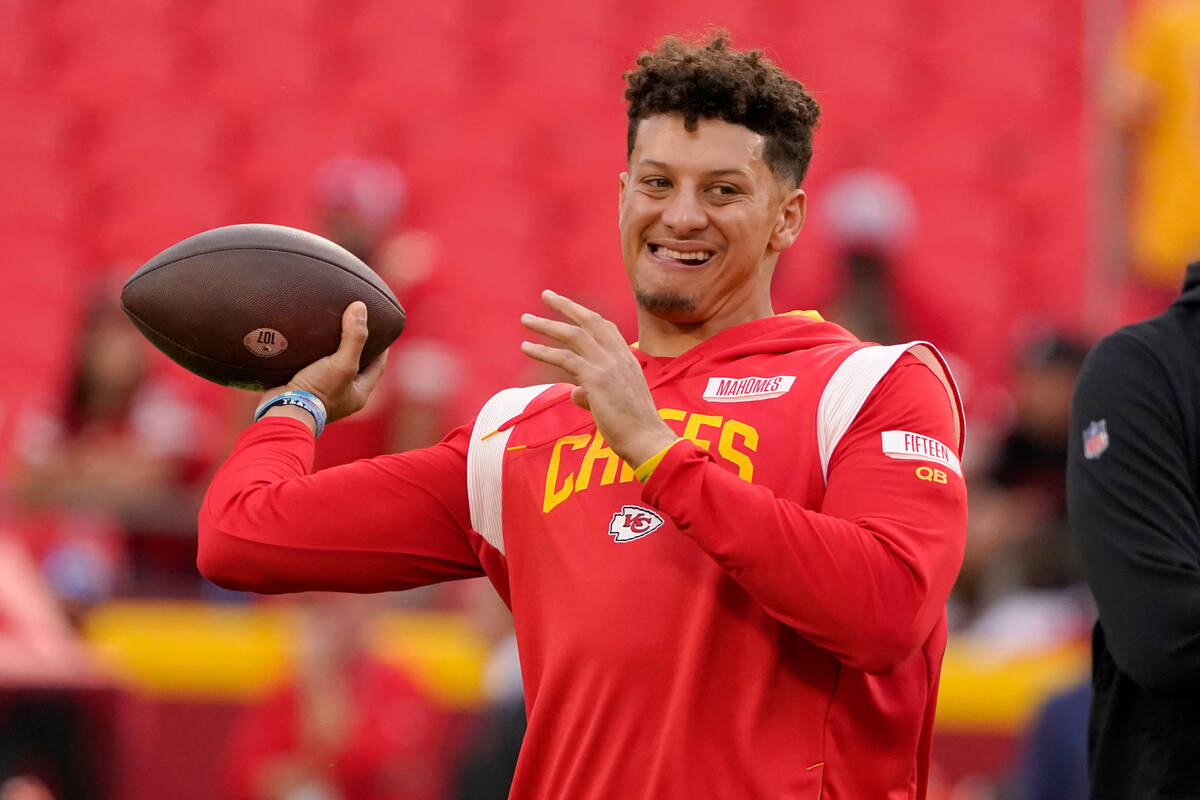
top-left (520, 340), bottom-right (578, 374)
top-left (521, 313), bottom-right (583, 347)
top-left (570, 384), bottom-right (590, 410)
top-left (520, 288), bottom-right (629, 375)
top-left (331, 301), bottom-right (370, 374)
top-left (527, 289), bottom-right (624, 352)
top-left (540, 289), bottom-right (602, 329)
top-left (521, 339), bottom-right (588, 410)
top-left (356, 349), bottom-right (389, 395)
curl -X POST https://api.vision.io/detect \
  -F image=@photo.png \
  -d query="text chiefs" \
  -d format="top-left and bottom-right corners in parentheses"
top-left (541, 408), bottom-right (758, 512)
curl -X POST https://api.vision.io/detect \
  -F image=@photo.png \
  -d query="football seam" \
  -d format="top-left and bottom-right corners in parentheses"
top-left (130, 246), bottom-right (403, 312)
top-left (120, 303), bottom-right (297, 378)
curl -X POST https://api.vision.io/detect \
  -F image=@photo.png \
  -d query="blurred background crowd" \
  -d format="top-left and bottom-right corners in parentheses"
top-left (0, 0), bottom-right (1197, 797)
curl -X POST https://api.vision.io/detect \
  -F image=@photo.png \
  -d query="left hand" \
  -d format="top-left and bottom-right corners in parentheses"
top-left (521, 290), bottom-right (677, 467)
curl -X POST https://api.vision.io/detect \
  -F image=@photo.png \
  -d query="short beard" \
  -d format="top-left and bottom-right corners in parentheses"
top-left (634, 290), bottom-right (696, 314)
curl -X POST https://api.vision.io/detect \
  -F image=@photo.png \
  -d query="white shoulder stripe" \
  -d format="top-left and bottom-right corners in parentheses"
top-left (467, 384), bottom-right (554, 555)
top-left (816, 342), bottom-right (963, 482)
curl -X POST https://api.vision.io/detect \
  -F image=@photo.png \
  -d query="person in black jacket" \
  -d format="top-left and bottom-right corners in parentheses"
top-left (1068, 260), bottom-right (1200, 797)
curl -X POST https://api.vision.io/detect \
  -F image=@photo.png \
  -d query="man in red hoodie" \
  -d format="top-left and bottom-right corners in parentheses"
top-left (199, 33), bottom-right (968, 799)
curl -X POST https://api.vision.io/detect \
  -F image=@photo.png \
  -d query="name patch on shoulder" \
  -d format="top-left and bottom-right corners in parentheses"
top-left (703, 376), bottom-right (796, 403)
top-left (881, 430), bottom-right (962, 476)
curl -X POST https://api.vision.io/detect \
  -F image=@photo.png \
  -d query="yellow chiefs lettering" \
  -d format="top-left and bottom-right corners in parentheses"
top-left (542, 408), bottom-right (759, 513)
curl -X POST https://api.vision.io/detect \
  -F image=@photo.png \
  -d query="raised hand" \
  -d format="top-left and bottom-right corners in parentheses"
top-left (520, 289), bottom-right (677, 468)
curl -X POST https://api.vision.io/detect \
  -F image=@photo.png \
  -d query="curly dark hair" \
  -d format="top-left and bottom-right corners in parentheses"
top-left (624, 32), bottom-right (821, 187)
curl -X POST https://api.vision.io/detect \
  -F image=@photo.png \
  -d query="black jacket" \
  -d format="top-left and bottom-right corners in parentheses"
top-left (1068, 262), bottom-right (1200, 798)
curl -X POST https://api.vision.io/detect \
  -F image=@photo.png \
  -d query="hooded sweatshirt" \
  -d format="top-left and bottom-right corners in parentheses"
top-left (199, 312), bottom-right (967, 800)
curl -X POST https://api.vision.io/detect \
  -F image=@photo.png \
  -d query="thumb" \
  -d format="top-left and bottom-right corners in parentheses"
top-left (356, 349), bottom-right (389, 395)
top-left (331, 301), bottom-right (369, 374)
top-left (570, 384), bottom-right (590, 410)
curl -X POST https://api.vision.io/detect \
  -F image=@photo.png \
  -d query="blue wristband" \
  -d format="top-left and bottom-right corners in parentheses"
top-left (253, 390), bottom-right (327, 437)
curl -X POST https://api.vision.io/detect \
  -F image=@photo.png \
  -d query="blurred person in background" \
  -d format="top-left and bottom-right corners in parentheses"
top-left (449, 583), bottom-right (523, 800)
top-left (1012, 680), bottom-right (1090, 800)
top-left (1068, 260), bottom-right (1200, 796)
top-left (953, 330), bottom-right (1092, 646)
top-left (450, 640), bottom-right (523, 800)
top-left (311, 156), bottom-right (463, 469)
top-left (0, 538), bottom-right (94, 685)
top-left (820, 168), bottom-right (916, 346)
top-left (1101, 0), bottom-right (1200, 315)
top-left (0, 538), bottom-right (104, 800)
top-left (312, 155), bottom-right (472, 616)
top-left (223, 593), bottom-right (452, 800)
top-left (7, 278), bottom-right (217, 611)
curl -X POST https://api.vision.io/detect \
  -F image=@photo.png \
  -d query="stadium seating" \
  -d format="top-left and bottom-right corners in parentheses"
top-left (1, 0), bottom-right (1090, 443)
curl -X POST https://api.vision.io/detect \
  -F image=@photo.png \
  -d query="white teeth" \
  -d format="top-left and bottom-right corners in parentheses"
top-left (655, 246), bottom-right (713, 262)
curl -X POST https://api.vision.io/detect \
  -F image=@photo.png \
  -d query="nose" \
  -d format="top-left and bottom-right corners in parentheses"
top-left (661, 187), bottom-right (708, 235)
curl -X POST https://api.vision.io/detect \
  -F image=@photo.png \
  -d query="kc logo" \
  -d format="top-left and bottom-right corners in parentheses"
top-left (608, 505), bottom-right (665, 543)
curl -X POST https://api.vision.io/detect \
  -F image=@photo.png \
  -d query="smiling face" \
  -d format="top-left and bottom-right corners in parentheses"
top-left (618, 114), bottom-right (806, 350)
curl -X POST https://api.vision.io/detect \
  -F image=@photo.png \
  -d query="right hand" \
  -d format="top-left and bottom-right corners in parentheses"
top-left (263, 301), bottom-right (389, 424)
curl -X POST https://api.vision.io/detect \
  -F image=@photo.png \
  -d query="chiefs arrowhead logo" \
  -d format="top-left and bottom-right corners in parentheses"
top-left (608, 505), bottom-right (665, 543)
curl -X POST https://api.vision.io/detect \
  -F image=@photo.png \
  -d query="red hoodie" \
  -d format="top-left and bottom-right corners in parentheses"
top-left (199, 313), bottom-right (967, 799)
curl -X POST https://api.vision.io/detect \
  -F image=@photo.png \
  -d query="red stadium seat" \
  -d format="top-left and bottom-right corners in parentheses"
top-left (48, 13), bottom-right (180, 108)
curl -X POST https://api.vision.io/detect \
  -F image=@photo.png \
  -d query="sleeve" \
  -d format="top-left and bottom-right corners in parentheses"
top-left (197, 417), bottom-right (485, 594)
top-left (642, 358), bottom-right (967, 673)
top-left (1067, 331), bottom-right (1200, 692)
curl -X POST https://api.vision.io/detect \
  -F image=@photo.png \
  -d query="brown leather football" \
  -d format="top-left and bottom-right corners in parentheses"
top-left (121, 224), bottom-right (405, 390)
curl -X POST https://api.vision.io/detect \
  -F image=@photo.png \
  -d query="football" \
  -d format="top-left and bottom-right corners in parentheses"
top-left (121, 223), bottom-right (406, 390)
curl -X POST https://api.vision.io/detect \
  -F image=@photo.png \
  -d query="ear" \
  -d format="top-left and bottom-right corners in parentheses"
top-left (618, 171), bottom-right (630, 225)
top-left (768, 188), bottom-right (806, 252)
